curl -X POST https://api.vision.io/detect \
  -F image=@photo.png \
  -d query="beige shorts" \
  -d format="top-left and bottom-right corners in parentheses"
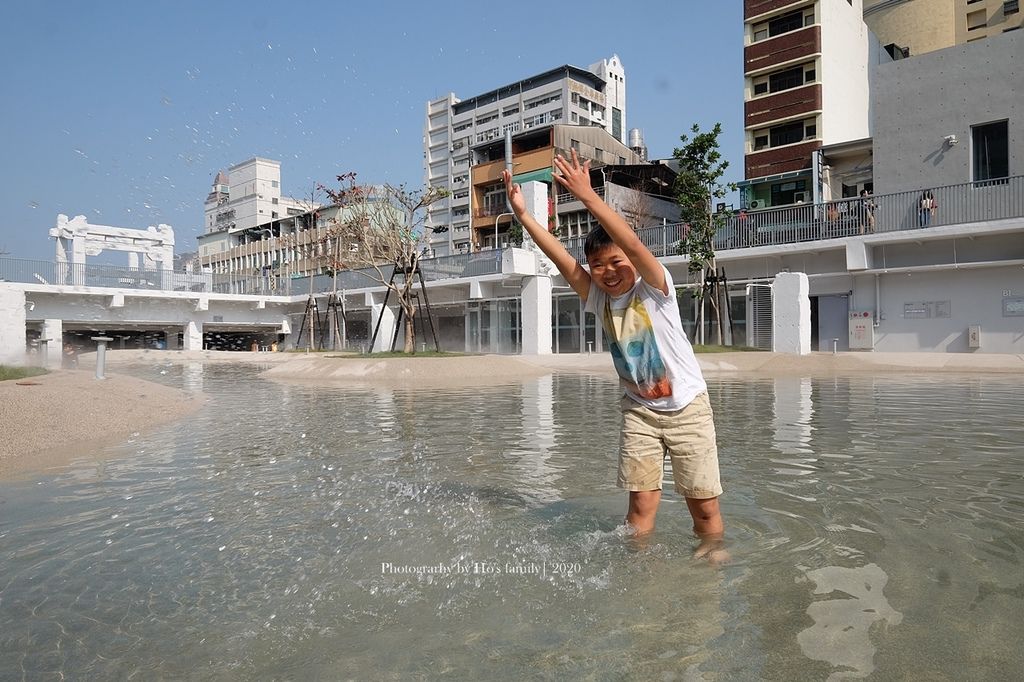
top-left (618, 391), bottom-right (723, 499)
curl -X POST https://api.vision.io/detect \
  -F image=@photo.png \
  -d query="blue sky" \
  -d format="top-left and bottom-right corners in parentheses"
top-left (0, 1), bottom-right (742, 261)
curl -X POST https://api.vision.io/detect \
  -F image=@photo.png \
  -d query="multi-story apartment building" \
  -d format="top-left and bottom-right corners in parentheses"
top-left (863, 0), bottom-right (1022, 58)
top-left (467, 123), bottom-right (654, 250)
top-left (740, 0), bottom-right (889, 210)
top-left (423, 56), bottom-right (627, 255)
top-left (201, 158), bottom-right (311, 252)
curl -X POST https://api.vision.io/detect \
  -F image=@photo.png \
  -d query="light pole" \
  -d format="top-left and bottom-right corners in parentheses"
top-left (494, 212), bottom-right (515, 250)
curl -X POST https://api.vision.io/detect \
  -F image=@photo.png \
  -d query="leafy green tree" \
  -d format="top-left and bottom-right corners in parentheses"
top-left (673, 123), bottom-right (735, 345)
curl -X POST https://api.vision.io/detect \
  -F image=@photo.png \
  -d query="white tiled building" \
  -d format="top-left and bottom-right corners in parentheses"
top-left (202, 158), bottom-right (310, 238)
top-left (423, 56), bottom-right (627, 256)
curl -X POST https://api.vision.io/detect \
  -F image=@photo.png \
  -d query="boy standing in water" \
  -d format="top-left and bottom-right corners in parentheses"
top-left (504, 151), bottom-right (724, 553)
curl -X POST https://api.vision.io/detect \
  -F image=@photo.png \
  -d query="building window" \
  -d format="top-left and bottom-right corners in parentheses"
top-left (752, 118), bottom-right (816, 151)
top-left (972, 120), bottom-right (1009, 184)
top-left (769, 66), bottom-right (805, 92)
top-left (271, 180), bottom-right (279, 188)
top-left (570, 139), bottom-right (580, 153)
top-left (770, 179), bottom-right (807, 206)
top-left (754, 80), bottom-right (769, 95)
top-left (770, 121), bottom-right (805, 147)
top-left (271, 197), bottom-right (278, 204)
top-left (967, 9), bottom-right (987, 30)
top-left (753, 8), bottom-right (814, 41)
top-left (1005, 0), bottom-right (1019, 14)
top-left (612, 107), bottom-right (622, 141)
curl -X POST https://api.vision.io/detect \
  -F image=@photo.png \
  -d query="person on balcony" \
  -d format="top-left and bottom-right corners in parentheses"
top-left (859, 189), bottom-right (876, 234)
top-left (919, 190), bottom-right (937, 227)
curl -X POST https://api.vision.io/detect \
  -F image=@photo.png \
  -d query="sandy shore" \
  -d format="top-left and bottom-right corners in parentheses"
top-left (4, 347), bottom-right (1019, 480)
top-left (0, 369), bottom-right (204, 480)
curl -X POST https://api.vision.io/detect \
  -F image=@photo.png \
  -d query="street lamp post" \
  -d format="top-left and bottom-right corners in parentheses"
top-left (494, 212), bottom-right (515, 250)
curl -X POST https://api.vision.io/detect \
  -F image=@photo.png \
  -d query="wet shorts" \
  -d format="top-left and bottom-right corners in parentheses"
top-left (618, 391), bottom-right (723, 499)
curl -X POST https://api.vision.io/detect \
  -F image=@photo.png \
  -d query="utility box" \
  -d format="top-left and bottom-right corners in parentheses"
top-left (849, 311), bottom-right (875, 350)
top-left (968, 325), bottom-right (981, 349)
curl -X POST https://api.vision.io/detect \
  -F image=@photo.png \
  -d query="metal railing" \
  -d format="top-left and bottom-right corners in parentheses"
top-left (718, 175), bottom-right (1024, 249)
top-left (5, 175), bottom-right (1020, 295)
top-left (1, 250), bottom-right (506, 297)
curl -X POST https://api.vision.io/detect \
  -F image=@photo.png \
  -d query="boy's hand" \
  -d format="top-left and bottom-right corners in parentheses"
top-left (553, 149), bottom-right (597, 201)
top-left (502, 169), bottom-right (527, 216)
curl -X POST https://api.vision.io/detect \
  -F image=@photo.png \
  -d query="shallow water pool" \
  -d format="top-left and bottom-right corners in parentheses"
top-left (1, 363), bottom-right (1022, 679)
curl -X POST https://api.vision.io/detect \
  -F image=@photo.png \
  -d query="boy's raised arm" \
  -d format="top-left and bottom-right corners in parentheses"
top-left (553, 150), bottom-right (667, 295)
top-left (503, 169), bottom-right (591, 300)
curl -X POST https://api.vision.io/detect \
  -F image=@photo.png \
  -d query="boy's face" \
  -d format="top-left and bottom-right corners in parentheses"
top-left (586, 244), bottom-right (637, 297)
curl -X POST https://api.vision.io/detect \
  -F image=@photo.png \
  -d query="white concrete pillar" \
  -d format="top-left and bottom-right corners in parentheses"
top-left (519, 181), bottom-right (549, 248)
top-left (521, 275), bottom-right (553, 355)
top-left (42, 319), bottom-right (63, 367)
top-left (165, 329), bottom-right (181, 350)
top-left (0, 287), bottom-right (28, 364)
top-left (71, 234), bottom-right (87, 285)
top-left (772, 272), bottom-right (811, 355)
top-left (368, 295), bottom-right (396, 353)
top-left (184, 320), bottom-right (203, 351)
top-left (486, 301), bottom-right (501, 353)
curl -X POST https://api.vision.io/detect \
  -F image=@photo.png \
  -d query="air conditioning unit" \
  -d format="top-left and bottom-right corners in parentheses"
top-left (793, 192), bottom-right (807, 203)
top-left (749, 200), bottom-right (762, 209)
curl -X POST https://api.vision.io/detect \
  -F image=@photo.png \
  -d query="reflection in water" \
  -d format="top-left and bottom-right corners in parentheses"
top-left (516, 374), bottom-right (562, 503)
top-left (0, 366), bottom-right (1021, 679)
top-left (797, 563), bottom-right (902, 680)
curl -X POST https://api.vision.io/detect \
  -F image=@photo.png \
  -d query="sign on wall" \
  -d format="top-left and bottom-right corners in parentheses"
top-left (903, 300), bottom-right (951, 319)
top-left (1003, 297), bottom-right (1024, 317)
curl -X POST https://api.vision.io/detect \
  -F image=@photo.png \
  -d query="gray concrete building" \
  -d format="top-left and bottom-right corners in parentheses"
top-left (872, 29), bottom-right (1021, 194)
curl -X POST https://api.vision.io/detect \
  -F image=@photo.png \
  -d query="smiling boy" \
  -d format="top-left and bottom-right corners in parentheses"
top-left (504, 151), bottom-right (724, 550)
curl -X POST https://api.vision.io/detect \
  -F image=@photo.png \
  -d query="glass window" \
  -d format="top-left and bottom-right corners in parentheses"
top-left (769, 10), bottom-right (804, 36)
top-left (771, 179), bottom-right (807, 205)
top-left (769, 66), bottom-right (804, 92)
top-left (770, 121), bottom-right (804, 147)
top-left (972, 120), bottom-right (1009, 183)
top-left (753, 80), bottom-right (768, 95)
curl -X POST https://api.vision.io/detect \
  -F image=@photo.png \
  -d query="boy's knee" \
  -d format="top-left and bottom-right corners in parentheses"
top-left (629, 489), bottom-right (661, 514)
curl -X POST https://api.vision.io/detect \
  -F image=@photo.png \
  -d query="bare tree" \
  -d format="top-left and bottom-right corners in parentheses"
top-left (620, 183), bottom-right (658, 231)
top-left (319, 174), bottom-right (448, 353)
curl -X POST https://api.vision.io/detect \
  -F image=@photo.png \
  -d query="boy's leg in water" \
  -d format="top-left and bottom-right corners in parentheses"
top-left (687, 496), bottom-right (728, 563)
top-left (626, 489), bottom-right (662, 535)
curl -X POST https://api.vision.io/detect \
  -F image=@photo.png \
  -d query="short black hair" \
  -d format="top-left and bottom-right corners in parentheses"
top-left (583, 226), bottom-right (614, 258)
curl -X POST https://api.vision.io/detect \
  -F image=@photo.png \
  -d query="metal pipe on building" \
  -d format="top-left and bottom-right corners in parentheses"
top-left (504, 129), bottom-right (513, 212)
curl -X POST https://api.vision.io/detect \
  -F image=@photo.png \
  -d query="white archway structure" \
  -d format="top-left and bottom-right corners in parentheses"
top-left (49, 214), bottom-right (175, 286)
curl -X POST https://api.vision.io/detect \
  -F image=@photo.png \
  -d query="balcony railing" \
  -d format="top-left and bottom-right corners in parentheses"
top-left (559, 175), bottom-right (1024, 260)
top-left (4, 175), bottom-right (1021, 297)
top-left (1, 251), bottom-right (506, 297)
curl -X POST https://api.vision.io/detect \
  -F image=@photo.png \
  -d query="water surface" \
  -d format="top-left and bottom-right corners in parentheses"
top-left (1, 363), bottom-right (1022, 679)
